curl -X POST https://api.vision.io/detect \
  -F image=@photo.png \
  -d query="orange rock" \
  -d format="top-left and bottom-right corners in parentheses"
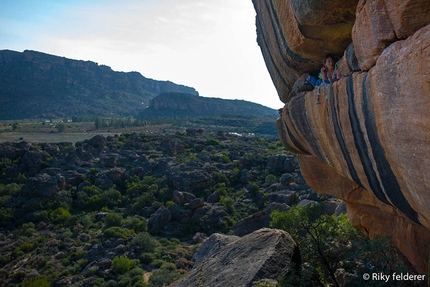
top-left (352, 0), bottom-right (430, 71)
top-left (352, 0), bottom-right (396, 71)
top-left (254, 0), bottom-right (430, 273)
top-left (299, 155), bottom-right (430, 273)
top-left (252, 0), bottom-right (358, 102)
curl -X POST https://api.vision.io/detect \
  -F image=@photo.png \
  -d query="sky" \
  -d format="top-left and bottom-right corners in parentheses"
top-left (0, 0), bottom-right (282, 109)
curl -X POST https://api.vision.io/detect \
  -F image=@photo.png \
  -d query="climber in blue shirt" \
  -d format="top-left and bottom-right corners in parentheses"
top-left (306, 54), bottom-right (339, 87)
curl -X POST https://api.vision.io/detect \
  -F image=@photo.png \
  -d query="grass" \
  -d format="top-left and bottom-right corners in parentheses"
top-left (0, 120), bottom-right (172, 144)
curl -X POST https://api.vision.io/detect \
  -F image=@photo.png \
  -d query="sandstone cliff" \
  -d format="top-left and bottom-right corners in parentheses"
top-left (253, 0), bottom-right (430, 273)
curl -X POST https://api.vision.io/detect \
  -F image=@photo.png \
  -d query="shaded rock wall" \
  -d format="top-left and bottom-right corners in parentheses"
top-left (253, 0), bottom-right (430, 273)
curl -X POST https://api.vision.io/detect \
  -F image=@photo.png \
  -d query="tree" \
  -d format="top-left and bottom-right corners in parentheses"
top-left (271, 204), bottom-right (413, 287)
top-left (271, 204), bottom-right (350, 286)
top-left (56, 123), bottom-right (65, 132)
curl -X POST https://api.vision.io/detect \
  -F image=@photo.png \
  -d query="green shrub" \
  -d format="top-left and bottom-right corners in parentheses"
top-left (220, 196), bottom-right (236, 215)
top-left (117, 267), bottom-right (145, 287)
top-left (264, 174), bottom-right (277, 184)
top-left (205, 138), bottom-right (219, 146)
top-left (105, 212), bottom-right (123, 227)
top-left (100, 188), bottom-right (122, 208)
top-left (50, 207), bottom-right (71, 224)
top-left (93, 277), bottom-right (105, 286)
top-left (102, 280), bottom-right (119, 287)
top-left (140, 252), bottom-right (156, 264)
top-left (124, 216), bottom-right (147, 233)
top-left (21, 276), bottom-right (51, 287)
top-left (20, 241), bottom-right (35, 252)
top-left (112, 256), bottom-right (133, 274)
top-left (82, 185), bottom-right (101, 196)
top-left (150, 259), bottom-right (166, 268)
top-left (0, 208), bottom-right (14, 227)
top-left (131, 232), bottom-right (158, 252)
top-left (220, 153), bottom-right (231, 163)
top-left (82, 215), bottom-right (93, 230)
top-left (148, 268), bottom-right (181, 287)
top-left (104, 227), bottom-right (132, 240)
top-left (160, 262), bottom-right (177, 271)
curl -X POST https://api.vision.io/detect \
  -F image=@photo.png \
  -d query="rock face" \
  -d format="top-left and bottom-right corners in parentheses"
top-left (169, 228), bottom-right (300, 287)
top-left (253, 0), bottom-right (430, 273)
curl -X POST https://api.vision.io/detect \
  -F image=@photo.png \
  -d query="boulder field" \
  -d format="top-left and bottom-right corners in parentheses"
top-left (253, 0), bottom-right (430, 273)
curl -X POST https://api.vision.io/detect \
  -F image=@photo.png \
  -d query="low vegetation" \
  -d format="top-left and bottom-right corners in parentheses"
top-left (0, 120), bottom-right (419, 286)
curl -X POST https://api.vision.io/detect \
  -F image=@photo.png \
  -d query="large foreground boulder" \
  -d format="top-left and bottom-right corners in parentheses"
top-left (169, 228), bottom-right (300, 287)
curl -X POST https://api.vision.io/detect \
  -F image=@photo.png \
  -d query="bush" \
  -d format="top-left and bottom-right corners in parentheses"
top-left (141, 252), bottom-right (156, 264)
top-left (112, 256), bottom-right (133, 274)
top-left (101, 188), bottom-right (122, 208)
top-left (105, 212), bottom-right (123, 227)
top-left (50, 207), bottom-right (71, 224)
top-left (131, 232), bottom-right (158, 252)
top-left (104, 227), bottom-right (133, 240)
top-left (148, 268), bottom-right (181, 287)
top-left (124, 216), bottom-right (148, 233)
top-left (220, 196), bottom-right (236, 215)
top-left (117, 267), bottom-right (145, 287)
top-left (264, 174), bottom-right (277, 184)
top-left (21, 276), bottom-right (51, 287)
top-left (0, 208), bottom-right (14, 227)
top-left (102, 280), bottom-right (119, 287)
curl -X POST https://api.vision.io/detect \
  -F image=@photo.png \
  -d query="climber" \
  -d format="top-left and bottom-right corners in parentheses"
top-left (306, 54), bottom-right (339, 87)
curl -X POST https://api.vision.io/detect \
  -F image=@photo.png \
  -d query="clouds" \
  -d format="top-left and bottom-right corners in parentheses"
top-left (0, 0), bottom-right (281, 109)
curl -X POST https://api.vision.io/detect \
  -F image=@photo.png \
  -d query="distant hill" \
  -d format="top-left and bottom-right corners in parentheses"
top-left (139, 92), bottom-right (277, 118)
top-left (0, 50), bottom-right (198, 120)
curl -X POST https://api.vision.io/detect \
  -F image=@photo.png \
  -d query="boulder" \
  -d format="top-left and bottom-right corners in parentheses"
top-left (170, 228), bottom-right (300, 287)
top-left (192, 233), bottom-right (240, 268)
top-left (266, 154), bottom-right (295, 173)
top-left (187, 198), bottom-right (205, 211)
top-left (169, 170), bottom-right (211, 190)
top-left (87, 135), bottom-right (106, 149)
top-left (233, 202), bottom-right (290, 237)
top-left (334, 201), bottom-right (347, 216)
top-left (280, 173), bottom-right (294, 186)
top-left (148, 207), bottom-right (172, 230)
top-left (21, 149), bottom-right (51, 175)
top-left (172, 190), bottom-right (196, 205)
top-left (20, 173), bottom-right (66, 197)
top-left (207, 191), bottom-right (220, 203)
top-left (267, 190), bottom-right (295, 205)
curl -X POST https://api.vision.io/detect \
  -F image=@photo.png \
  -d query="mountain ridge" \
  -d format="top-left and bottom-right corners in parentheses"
top-left (0, 49), bottom-right (198, 120)
top-left (0, 49), bottom-right (276, 120)
top-left (139, 92), bottom-right (277, 118)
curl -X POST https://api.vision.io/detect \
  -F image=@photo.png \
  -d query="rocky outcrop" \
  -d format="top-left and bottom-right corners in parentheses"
top-left (169, 228), bottom-right (300, 287)
top-left (253, 0), bottom-right (430, 273)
